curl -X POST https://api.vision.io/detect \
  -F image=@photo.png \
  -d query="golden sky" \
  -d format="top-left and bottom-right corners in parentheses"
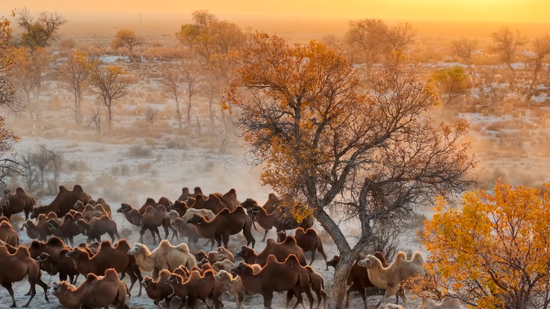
top-left (1, 0), bottom-right (547, 22)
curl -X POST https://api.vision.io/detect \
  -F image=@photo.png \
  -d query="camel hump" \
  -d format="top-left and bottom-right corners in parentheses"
top-left (305, 265), bottom-right (314, 273)
top-left (103, 268), bottom-right (119, 280)
top-left (73, 185), bottom-right (84, 192)
top-left (305, 228), bottom-right (317, 236)
top-left (0, 222), bottom-right (10, 229)
top-left (146, 197), bottom-right (156, 204)
top-left (182, 187), bottom-right (189, 193)
top-left (15, 187), bottom-right (26, 194)
top-left (266, 238), bottom-right (276, 247)
top-left (47, 237), bottom-right (64, 247)
top-left (232, 206), bottom-right (245, 214)
top-left (268, 193), bottom-right (278, 200)
top-left (266, 254), bottom-right (278, 264)
top-left (30, 240), bottom-right (42, 249)
top-left (158, 240), bottom-right (171, 249)
top-left (85, 273), bottom-right (99, 283)
top-left (59, 185), bottom-right (69, 192)
top-left (194, 187), bottom-right (202, 193)
top-left (208, 194), bottom-right (221, 201)
top-left (285, 254), bottom-right (299, 264)
top-left (217, 208), bottom-right (230, 216)
top-left (115, 239), bottom-right (130, 251)
top-left (15, 246), bottom-right (30, 258)
top-left (226, 188), bottom-right (237, 196)
top-left (394, 251), bottom-right (407, 263)
top-left (282, 236), bottom-right (297, 246)
top-left (412, 251), bottom-right (424, 265)
top-left (100, 240), bottom-right (113, 249)
top-left (175, 243), bottom-right (190, 253)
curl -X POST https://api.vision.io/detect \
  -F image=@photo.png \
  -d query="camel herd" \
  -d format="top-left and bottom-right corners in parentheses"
top-left (0, 185), bottom-right (461, 309)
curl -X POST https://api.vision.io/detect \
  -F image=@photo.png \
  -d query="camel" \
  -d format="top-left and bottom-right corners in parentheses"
top-left (32, 185), bottom-right (91, 217)
top-left (85, 198), bottom-right (112, 216)
top-left (65, 240), bottom-right (143, 296)
top-left (0, 245), bottom-right (49, 307)
top-left (128, 240), bottom-right (197, 279)
top-left (0, 221), bottom-right (19, 246)
top-left (279, 229), bottom-right (328, 269)
top-left (217, 246), bottom-right (235, 263)
top-left (47, 213), bottom-right (81, 246)
top-left (142, 205), bottom-right (177, 244)
top-left (49, 268), bottom-right (129, 309)
top-left (230, 254), bottom-right (314, 309)
top-left (142, 270), bottom-right (174, 308)
top-left (186, 206), bottom-right (255, 248)
top-left (215, 270), bottom-right (253, 309)
top-left (165, 270), bottom-right (223, 309)
top-left (237, 237), bottom-right (307, 266)
top-left (81, 204), bottom-right (111, 220)
top-left (212, 259), bottom-right (236, 272)
top-left (166, 209), bottom-right (216, 247)
top-left (1, 188), bottom-right (35, 219)
top-left (212, 188), bottom-right (240, 211)
top-left (287, 266), bottom-right (327, 309)
top-left (36, 251), bottom-right (80, 284)
top-left (118, 203), bottom-right (173, 245)
top-left (358, 251), bottom-right (426, 306)
top-left (75, 216), bottom-right (120, 243)
top-left (188, 194), bottom-right (227, 214)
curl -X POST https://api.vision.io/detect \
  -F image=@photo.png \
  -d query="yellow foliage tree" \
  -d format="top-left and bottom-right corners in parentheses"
top-left (59, 51), bottom-right (95, 124)
top-left (425, 180), bottom-right (550, 309)
top-left (111, 29), bottom-right (142, 56)
top-left (226, 32), bottom-right (475, 308)
top-left (89, 65), bottom-right (131, 131)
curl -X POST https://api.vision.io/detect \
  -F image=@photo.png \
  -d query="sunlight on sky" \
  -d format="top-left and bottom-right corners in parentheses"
top-left (1, 0), bottom-right (547, 23)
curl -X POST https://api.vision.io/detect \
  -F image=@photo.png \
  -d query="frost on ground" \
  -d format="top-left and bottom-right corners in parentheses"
top-left (1, 138), bottom-right (425, 309)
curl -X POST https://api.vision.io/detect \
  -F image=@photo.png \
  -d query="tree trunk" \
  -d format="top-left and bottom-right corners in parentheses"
top-left (506, 62), bottom-right (516, 90)
top-left (74, 90), bottom-right (80, 124)
top-left (329, 253), bottom-right (355, 309)
top-left (187, 93), bottom-right (192, 126)
top-left (175, 99), bottom-right (182, 130)
top-left (525, 63), bottom-right (541, 103)
top-left (209, 96), bottom-right (215, 132)
top-left (107, 100), bottom-right (113, 131)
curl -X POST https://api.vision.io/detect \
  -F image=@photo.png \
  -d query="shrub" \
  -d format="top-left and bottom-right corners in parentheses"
top-left (126, 145), bottom-right (153, 158)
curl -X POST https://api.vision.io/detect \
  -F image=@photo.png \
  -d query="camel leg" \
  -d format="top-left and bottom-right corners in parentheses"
top-left (304, 288), bottom-right (314, 309)
top-left (22, 281), bottom-right (36, 307)
top-left (358, 287), bottom-right (367, 309)
top-left (169, 226), bottom-right (178, 242)
top-left (309, 248), bottom-right (316, 266)
top-left (154, 226), bottom-right (162, 243)
top-left (397, 289), bottom-right (407, 305)
top-left (316, 243), bottom-right (328, 271)
top-left (126, 268), bottom-right (142, 297)
top-left (214, 234), bottom-right (223, 248)
top-left (222, 233), bottom-right (230, 248)
top-left (2, 282), bottom-right (16, 307)
top-left (209, 239), bottom-right (215, 251)
top-left (36, 276), bottom-right (49, 303)
top-left (290, 288), bottom-right (305, 309)
top-left (162, 224), bottom-right (169, 239)
top-left (344, 286), bottom-right (352, 308)
top-left (262, 229), bottom-right (269, 242)
top-left (286, 290), bottom-right (295, 309)
top-left (109, 232), bottom-right (116, 243)
top-left (243, 223), bottom-right (256, 248)
top-left (148, 227), bottom-right (157, 245)
top-left (263, 292), bottom-right (275, 309)
top-left (139, 226), bottom-right (147, 243)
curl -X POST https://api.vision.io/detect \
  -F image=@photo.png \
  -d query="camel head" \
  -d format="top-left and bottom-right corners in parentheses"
top-left (23, 219), bottom-right (33, 228)
top-left (357, 254), bottom-right (379, 268)
top-left (235, 246), bottom-right (254, 259)
top-left (141, 277), bottom-right (153, 289)
top-left (229, 262), bottom-right (252, 278)
top-left (240, 198), bottom-right (258, 209)
top-left (186, 214), bottom-right (206, 225)
top-left (214, 270), bottom-right (231, 282)
top-left (117, 203), bottom-right (132, 214)
top-left (197, 258), bottom-right (210, 268)
top-left (165, 210), bottom-right (179, 220)
top-left (128, 243), bottom-right (146, 256)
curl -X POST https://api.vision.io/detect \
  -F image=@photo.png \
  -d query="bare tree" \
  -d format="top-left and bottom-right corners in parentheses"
top-left (87, 105), bottom-right (102, 135)
top-left (452, 37), bottom-right (479, 67)
top-left (491, 26), bottom-right (529, 89)
top-left (181, 60), bottom-right (201, 126)
top-left (161, 68), bottom-right (184, 129)
top-left (59, 51), bottom-right (93, 124)
top-left (385, 22), bottom-right (416, 54)
top-left (525, 36), bottom-right (550, 102)
top-left (144, 106), bottom-right (158, 125)
top-left (15, 8), bottom-right (66, 50)
top-left (45, 147), bottom-right (64, 190)
top-left (18, 151), bottom-right (39, 193)
top-left (111, 29), bottom-right (143, 56)
top-left (345, 19), bottom-right (388, 75)
top-left (89, 65), bottom-right (131, 130)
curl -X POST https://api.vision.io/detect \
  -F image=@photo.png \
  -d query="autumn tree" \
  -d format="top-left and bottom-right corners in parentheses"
top-left (161, 68), bottom-right (184, 129)
top-left (11, 47), bottom-right (51, 120)
top-left (175, 9), bottom-right (217, 51)
top-left (15, 8), bottom-right (66, 50)
top-left (111, 29), bottom-right (142, 56)
top-left (89, 65), bottom-right (131, 130)
top-left (452, 37), bottom-right (479, 67)
top-left (226, 33), bottom-right (475, 308)
top-left (525, 36), bottom-right (550, 102)
top-left (491, 26), bottom-right (529, 89)
top-left (431, 66), bottom-right (469, 107)
top-left (345, 19), bottom-right (387, 75)
top-left (0, 18), bottom-right (20, 184)
top-left (181, 59), bottom-right (201, 126)
top-left (425, 181), bottom-right (550, 309)
top-left (59, 51), bottom-right (94, 124)
top-left (385, 22), bottom-right (416, 55)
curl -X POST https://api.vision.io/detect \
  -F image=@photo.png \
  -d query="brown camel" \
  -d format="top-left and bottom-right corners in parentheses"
top-left (0, 221), bottom-right (19, 246)
top-left (188, 194), bottom-right (227, 214)
top-left (75, 216), bottom-right (120, 243)
top-left (187, 206), bottom-right (255, 248)
top-left (32, 185), bottom-right (91, 217)
top-left (237, 237), bottom-right (306, 266)
top-left (50, 268), bottom-right (128, 309)
top-left (165, 270), bottom-right (223, 309)
top-left (65, 239), bottom-right (143, 296)
top-left (279, 228), bottom-right (328, 269)
top-left (0, 245), bottom-right (49, 307)
top-left (1, 188), bottom-right (35, 219)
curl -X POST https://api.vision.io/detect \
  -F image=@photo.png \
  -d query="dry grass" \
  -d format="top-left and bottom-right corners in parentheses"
top-left (126, 145), bottom-right (154, 158)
